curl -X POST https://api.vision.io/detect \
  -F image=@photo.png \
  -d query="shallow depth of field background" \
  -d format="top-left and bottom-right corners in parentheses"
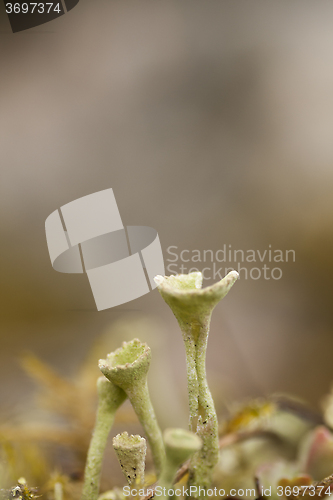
top-left (1, 1), bottom-right (333, 428)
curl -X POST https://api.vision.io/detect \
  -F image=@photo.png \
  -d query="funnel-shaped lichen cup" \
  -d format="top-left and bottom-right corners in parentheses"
top-left (113, 432), bottom-right (147, 485)
top-left (99, 339), bottom-right (165, 476)
top-left (158, 428), bottom-right (202, 499)
top-left (154, 271), bottom-right (239, 496)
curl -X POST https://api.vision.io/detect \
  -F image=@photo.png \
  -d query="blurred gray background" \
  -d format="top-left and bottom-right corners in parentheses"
top-left (1, 0), bottom-right (333, 426)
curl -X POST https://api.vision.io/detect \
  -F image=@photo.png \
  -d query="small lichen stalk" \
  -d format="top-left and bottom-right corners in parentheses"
top-left (113, 432), bottom-right (147, 485)
top-left (82, 377), bottom-right (127, 500)
top-left (158, 428), bottom-right (202, 499)
top-left (99, 338), bottom-right (165, 476)
top-left (155, 271), bottom-right (239, 496)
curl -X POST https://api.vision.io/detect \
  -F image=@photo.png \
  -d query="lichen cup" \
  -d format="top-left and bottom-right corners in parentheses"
top-left (158, 428), bottom-right (202, 500)
top-left (99, 339), bottom-right (165, 476)
top-left (155, 271), bottom-right (239, 496)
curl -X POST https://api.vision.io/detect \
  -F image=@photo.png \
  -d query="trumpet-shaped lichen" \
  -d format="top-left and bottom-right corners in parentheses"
top-left (99, 339), bottom-right (165, 476)
top-left (113, 432), bottom-right (146, 485)
top-left (155, 271), bottom-right (239, 496)
top-left (158, 428), bottom-right (202, 498)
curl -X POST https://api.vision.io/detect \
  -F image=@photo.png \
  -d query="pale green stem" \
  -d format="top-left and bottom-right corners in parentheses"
top-left (179, 316), bottom-right (218, 495)
top-left (158, 428), bottom-right (202, 500)
top-left (126, 380), bottom-right (165, 476)
top-left (82, 378), bottom-right (126, 500)
top-left (155, 271), bottom-right (239, 499)
top-left (158, 462), bottom-right (178, 500)
top-left (192, 322), bottom-right (219, 492)
top-left (182, 329), bottom-right (199, 432)
top-left (54, 482), bottom-right (63, 500)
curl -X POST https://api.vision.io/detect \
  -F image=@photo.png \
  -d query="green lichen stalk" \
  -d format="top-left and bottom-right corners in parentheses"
top-left (54, 482), bottom-right (63, 500)
top-left (99, 339), bottom-right (165, 476)
top-left (158, 428), bottom-right (202, 499)
top-left (82, 377), bottom-right (127, 500)
top-left (113, 432), bottom-right (147, 485)
top-left (155, 271), bottom-right (239, 497)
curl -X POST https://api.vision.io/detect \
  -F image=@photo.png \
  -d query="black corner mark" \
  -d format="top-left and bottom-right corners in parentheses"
top-left (4, 0), bottom-right (80, 33)
top-left (64, 0), bottom-right (78, 12)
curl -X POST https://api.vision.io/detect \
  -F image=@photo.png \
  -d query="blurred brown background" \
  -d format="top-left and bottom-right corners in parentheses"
top-left (1, 1), bottom-right (333, 428)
